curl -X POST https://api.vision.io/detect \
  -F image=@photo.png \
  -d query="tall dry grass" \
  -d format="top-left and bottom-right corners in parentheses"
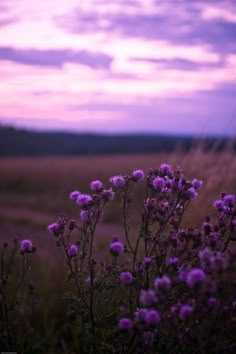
top-left (0, 143), bottom-right (235, 235)
top-left (0, 144), bottom-right (235, 352)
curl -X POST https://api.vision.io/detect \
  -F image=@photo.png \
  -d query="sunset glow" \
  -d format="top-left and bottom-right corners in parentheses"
top-left (0, 0), bottom-right (236, 135)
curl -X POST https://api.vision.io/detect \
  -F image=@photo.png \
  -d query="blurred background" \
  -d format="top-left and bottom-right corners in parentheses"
top-left (0, 0), bottom-right (236, 250)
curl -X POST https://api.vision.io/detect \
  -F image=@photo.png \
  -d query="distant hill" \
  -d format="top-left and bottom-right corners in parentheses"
top-left (0, 126), bottom-right (234, 157)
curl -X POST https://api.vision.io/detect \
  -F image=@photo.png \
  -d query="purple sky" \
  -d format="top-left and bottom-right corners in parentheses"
top-left (0, 0), bottom-right (236, 135)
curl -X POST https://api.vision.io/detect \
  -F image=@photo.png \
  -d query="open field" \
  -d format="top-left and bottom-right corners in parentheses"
top-left (0, 146), bottom-right (236, 353)
top-left (0, 146), bottom-right (235, 262)
top-left (1, 146), bottom-right (236, 226)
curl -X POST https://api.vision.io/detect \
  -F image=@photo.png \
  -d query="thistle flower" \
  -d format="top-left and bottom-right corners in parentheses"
top-left (68, 219), bottom-right (76, 230)
top-left (110, 241), bottom-right (124, 256)
top-left (178, 267), bottom-right (189, 282)
top-left (134, 308), bottom-right (148, 322)
top-left (102, 188), bottom-right (115, 201)
top-left (140, 289), bottom-right (157, 307)
top-left (144, 309), bottom-right (161, 326)
top-left (223, 194), bottom-right (235, 207)
top-left (213, 199), bottom-right (224, 210)
top-left (132, 169), bottom-right (144, 182)
top-left (186, 268), bottom-right (205, 288)
top-left (208, 231), bottom-right (221, 247)
top-left (179, 305), bottom-right (193, 320)
top-left (160, 163), bottom-right (172, 175)
top-left (76, 194), bottom-right (93, 208)
top-left (143, 256), bottom-right (152, 265)
top-left (90, 180), bottom-right (103, 191)
top-left (154, 276), bottom-right (171, 293)
top-left (109, 175), bottom-right (125, 188)
top-left (211, 252), bottom-right (227, 272)
top-left (192, 178), bottom-right (203, 190)
top-left (20, 239), bottom-right (33, 252)
top-left (68, 244), bottom-right (79, 257)
top-left (199, 248), bottom-right (213, 271)
top-left (167, 257), bottom-right (179, 265)
top-left (118, 318), bottom-right (133, 331)
top-left (48, 222), bottom-right (60, 236)
top-left (171, 305), bottom-right (179, 315)
top-left (143, 256), bottom-right (153, 269)
top-left (185, 187), bottom-right (198, 200)
top-left (80, 210), bottom-right (92, 222)
top-left (208, 297), bottom-right (217, 308)
top-left (152, 177), bottom-right (166, 191)
top-left (69, 190), bottom-right (80, 201)
top-left (119, 271), bottom-right (133, 285)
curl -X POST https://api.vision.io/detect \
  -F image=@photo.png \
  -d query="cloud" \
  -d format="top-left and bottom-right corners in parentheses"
top-left (66, 1), bottom-right (236, 54)
top-left (0, 0), bottom-right (236, 135)
top-left (131, 57), bottom-right (223, 71)
top-left (0, 47), bottom-right (112, 69)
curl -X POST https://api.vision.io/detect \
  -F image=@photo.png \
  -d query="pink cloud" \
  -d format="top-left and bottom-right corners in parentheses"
top-left (0, 0), bottom-right (236, 134)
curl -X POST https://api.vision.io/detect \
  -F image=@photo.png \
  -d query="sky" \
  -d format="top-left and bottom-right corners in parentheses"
top-left (0, 0), bottom-right (236, 136)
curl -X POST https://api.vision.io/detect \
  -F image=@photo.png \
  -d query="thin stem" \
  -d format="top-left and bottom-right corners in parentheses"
top-left (122, 188), bottom-right (135, 254)
top-left (149, 197), bottom-right (181, 256)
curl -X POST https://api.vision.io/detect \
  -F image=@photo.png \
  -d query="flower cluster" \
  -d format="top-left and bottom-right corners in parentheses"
top-left (0, 237), bottom-right (36, 351)
top-left (46, 163), bottom-right (235, 354)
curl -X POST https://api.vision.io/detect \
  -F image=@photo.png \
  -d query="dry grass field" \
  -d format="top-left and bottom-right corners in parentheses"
top-left (0, 145), bottom-right (235, 353)
top-left (0, 144), bottom-right (235, 253)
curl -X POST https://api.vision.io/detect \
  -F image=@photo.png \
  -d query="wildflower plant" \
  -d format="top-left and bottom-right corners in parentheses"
top-left (48, 164), bottom-right (236, 353)
top-left (0, 238), bottom-right (37, 353)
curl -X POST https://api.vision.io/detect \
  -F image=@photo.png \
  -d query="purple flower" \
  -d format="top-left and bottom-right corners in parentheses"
top-left (154, 276), bottom-right (171, 292)
top-left (231, 219), bottom-right (236, 231)
top-left (185, 187), bottom-right (198, 200)
top-left (186, 268), bottom-right (205, 288)
top-left (208, 297), bottom-right (217, 308)
top-left (152, 177), bottom-right (166, 191)
top-left (102, 188), bottom-right (115, 201)
top-left (199, 248), bottom-right (213, 271)
top-left (144, 309), bottom-right (161, 326)
top-left (132, 169), bottom-right (145, 182)
top-left (90, 180), bottom-right (103, 191)
top-left (203, 221), bottom-right (212, 235)
top-left (192, 178), bottom-right (203, 190)
top-left (20, 239), bottom-right (33, 252)
top-left (48, 222), bottom-right (60, 236)
top-left (140, 289), bottom-right (157, 307)
top-left (120, 271), bottom-right (133, 285)
top-left (76, 194), bottom-right (93, 208)
top-left (143, 256), bottom-right (152, 264)
top-left (179, 305), bottom-right (193, 320)
top-left (134, 308), bottom-right (148, 322)
top-left (167, 257), bottom-right (179, 266)
top-left (80, 210), bottom-right (92, 222)
top-left (211, 252), bottom-right (227, 272)
top-left (171, 305), bottom-right (179, 315)
top-left (223, 194), bottom-right (235, 206)
top-left (160, 163), bottom-right (172, 175)
top-left (143, 257), bottom-right (153, 269)
top-left (208, 232), bottom-right (221, 247)
top-left (68, 244), bottom-right (79, 257)
top-left (110, 241), bottom-right (124, 256)
top-left (69, 190), bottom-right (80, 201)
top-left (118, 318), bottom-right (133, 331)
top-left (213, 200), bottom-right (224, 210)
top-left (170, 178), bottom-right (182, 192)
top-left (178, 267), bottom-right (189, 281)
top-left (110, 175), bottom-right (125, 188)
